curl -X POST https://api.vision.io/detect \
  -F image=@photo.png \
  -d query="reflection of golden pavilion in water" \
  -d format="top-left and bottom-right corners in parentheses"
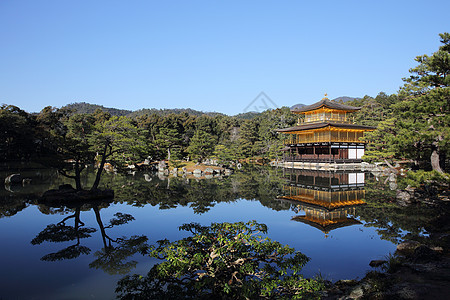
top-left (279, 169), bottom-right (366, 234)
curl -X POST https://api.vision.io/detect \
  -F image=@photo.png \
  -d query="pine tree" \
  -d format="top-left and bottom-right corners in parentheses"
top-left (362, 118), bottom-right (398, 163)
top-left (393, 88), bottom-right (449, 172)
top-left (396, 32), bottom-right (450, 172)
top-left (186, 130), bottom-right (216, 162)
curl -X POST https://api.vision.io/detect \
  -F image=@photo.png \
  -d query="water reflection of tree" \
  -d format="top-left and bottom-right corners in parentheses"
top-left (89, 208), bottom-right (148, 275)
top-left (32, 202), bottom-right (147, 275)
top-left (110, 166), bottom-right (289, 214)
top-left (32, 206), bottom-right (95, 260)
top-left (234, 166), bottom-right (290, 211)
top-left (0, 196), bottom-right (28, 218)
top-left (355, 177), bottom-right (442, 244)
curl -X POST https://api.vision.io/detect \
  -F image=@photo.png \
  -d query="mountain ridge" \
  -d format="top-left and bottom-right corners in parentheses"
top-left (63, 102), bottom-right (225, 118)
top-left (63, 97), bottom-right (360, 119)
top-left (290, 96), bottom-right (360, 110)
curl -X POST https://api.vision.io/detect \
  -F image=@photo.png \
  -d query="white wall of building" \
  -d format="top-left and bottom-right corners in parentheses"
top-left (356, 148), bottom-right (364, 159)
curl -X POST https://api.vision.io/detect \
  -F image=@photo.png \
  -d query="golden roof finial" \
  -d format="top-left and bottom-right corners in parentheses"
top-left (322, 93), bottom-right (328, 100)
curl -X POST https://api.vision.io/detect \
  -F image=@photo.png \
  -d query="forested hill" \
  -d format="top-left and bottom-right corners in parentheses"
top-left (332, 96), bottom-right (360, 103)
top-left (64, 102), bottom-right (132, 116)
top-left (64, 102), bottom-right (225, 118)
top-left (289, 97), bottom-right (360, 110)
top-left (290, 103), bottom-right (306, 110)
top-left (233, 112), bottom-right (261, 120)
top-left (65, 99), bottom-right (360, 119)
top-left (129, 108), bottom-right (224, 118)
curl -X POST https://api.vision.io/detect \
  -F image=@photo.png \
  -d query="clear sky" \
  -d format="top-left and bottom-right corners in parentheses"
top-left (1, 1), bottom-right (449, 115)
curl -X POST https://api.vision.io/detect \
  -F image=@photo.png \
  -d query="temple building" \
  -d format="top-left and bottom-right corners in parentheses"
top-left (277, 95), bottom-right (375, 168)
top-left (279, 169), bottom-right (366, 235)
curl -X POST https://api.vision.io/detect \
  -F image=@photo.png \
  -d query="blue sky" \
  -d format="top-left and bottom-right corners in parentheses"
top-left (1, 1), bottom-right (448, 115)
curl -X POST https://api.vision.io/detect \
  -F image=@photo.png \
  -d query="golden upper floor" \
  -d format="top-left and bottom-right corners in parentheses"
top-left (276, 95), bottom-right (375, 139)
top-left (292, 96), bottom-right (360, 125)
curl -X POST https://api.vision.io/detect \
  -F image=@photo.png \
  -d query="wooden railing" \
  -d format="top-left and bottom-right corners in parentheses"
top-left (284, 135), bottom-right (364, 145)
top-left (283, 156), bottom-right (362, 164)
top-left (298, 112), bottom-right (355, 125)
top-left (298, 117), bottom-right (353, 125)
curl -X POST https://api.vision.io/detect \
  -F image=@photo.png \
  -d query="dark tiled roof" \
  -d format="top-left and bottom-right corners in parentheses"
top-left (292, 99), bottom-right (360, 113)
top-left (276, 122), bottom-right (376, 132)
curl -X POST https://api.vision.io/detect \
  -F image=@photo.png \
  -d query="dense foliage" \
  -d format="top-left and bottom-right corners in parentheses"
top-left (31, 203), bottom-right (147, 275)
top-left (0, 104), bottom-right (38, 161)
top-left (64, 102), bottom-right (225, 118)
top-left (343, 33), bottom-right (449, 172)
top-left (0, 103), bottom-right (295, 189)
top-left (116, 221), bottom-right (324, 299)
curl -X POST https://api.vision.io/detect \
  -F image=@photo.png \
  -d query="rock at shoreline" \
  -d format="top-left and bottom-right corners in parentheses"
top-left (396, 190), bottom-right (413, 206)
top-left (334, 279), bottom-right (358, 287)
top-left (369, 259), bottom-right (387, 267)
top-left (5, 174), bottom-right (23, 185)
top-left (397, 240), bottom-right (420, 253)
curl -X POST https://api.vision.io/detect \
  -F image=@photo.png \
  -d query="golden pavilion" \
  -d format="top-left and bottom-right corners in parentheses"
top-left (279, 169), bottom-right (366, 234)
top-left (277, 95), bottom-right (375, 164)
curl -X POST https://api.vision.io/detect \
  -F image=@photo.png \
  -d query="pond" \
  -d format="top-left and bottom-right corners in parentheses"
top-left (0, 163), bottom-right (430, 300)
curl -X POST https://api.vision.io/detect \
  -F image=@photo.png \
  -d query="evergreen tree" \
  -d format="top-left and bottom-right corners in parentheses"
top-left (402, 32), bottom-right (450, 94)
top-left (392, 88), bottom-right (449, 172)
top-left (61, 113), bottom-right (97, 190)
top-left (0, 105), bottom-right (36, 161)
top-left (155, 127), bottom-right (182, 161)
top-left (186, 130), bottom-right (216, 162)
top-left (91, 116), bottom-right (150, 189)
top-left (256, 107), bottom-right (296, 159)
top-left (396, 32), bottom-right (450, 172)
top-left (238, 119), bottom-right (259, 158)
top-left (363, 33), bottom-right (450, 172)
top-left (362, 118), bottom-right (398, 163)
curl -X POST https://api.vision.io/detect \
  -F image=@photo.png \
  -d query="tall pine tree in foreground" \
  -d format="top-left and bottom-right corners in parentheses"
top-left (396, 32), bottom-right (450, 172)
top-left (363, 33), bottom-right (449, 172)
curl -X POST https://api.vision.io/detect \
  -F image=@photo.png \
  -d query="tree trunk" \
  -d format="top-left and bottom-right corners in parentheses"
top-left (92, 142), bottom-right (108, 190)
top-left (431, 146), bottom-right (444, 173)
top-left (167, 147), bottom-right (171, 161)
top-left (74, 161), bottom-right (82, 190)
top-left (384, 159), bottom-right (399, 174)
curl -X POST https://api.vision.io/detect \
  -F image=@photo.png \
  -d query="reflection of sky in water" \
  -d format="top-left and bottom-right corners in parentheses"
top-left (0, 197), bottom-right (395, 299)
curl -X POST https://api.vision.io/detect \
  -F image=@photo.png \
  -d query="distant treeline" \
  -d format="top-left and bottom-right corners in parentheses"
top-left (63, 102), bottom-right (257, 119)
top-left (0, 102), bottom-right (296, 164)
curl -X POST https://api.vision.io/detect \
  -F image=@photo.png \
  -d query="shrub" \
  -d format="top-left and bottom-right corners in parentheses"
top-left (116, 220), bottom-right (324, 299)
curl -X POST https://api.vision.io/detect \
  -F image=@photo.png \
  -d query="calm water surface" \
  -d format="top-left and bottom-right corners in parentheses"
top-left (0, 164), bottom-right (406, 300)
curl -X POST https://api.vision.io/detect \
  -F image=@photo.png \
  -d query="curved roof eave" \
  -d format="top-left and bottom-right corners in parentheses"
top-left (291, 99), bottom-right (361, 113)
top-left (275, 122), bottom-right (376, 132)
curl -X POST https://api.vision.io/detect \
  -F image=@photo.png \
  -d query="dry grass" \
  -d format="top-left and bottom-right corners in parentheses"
top-left (167, 160), bottom-right (224, 172)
